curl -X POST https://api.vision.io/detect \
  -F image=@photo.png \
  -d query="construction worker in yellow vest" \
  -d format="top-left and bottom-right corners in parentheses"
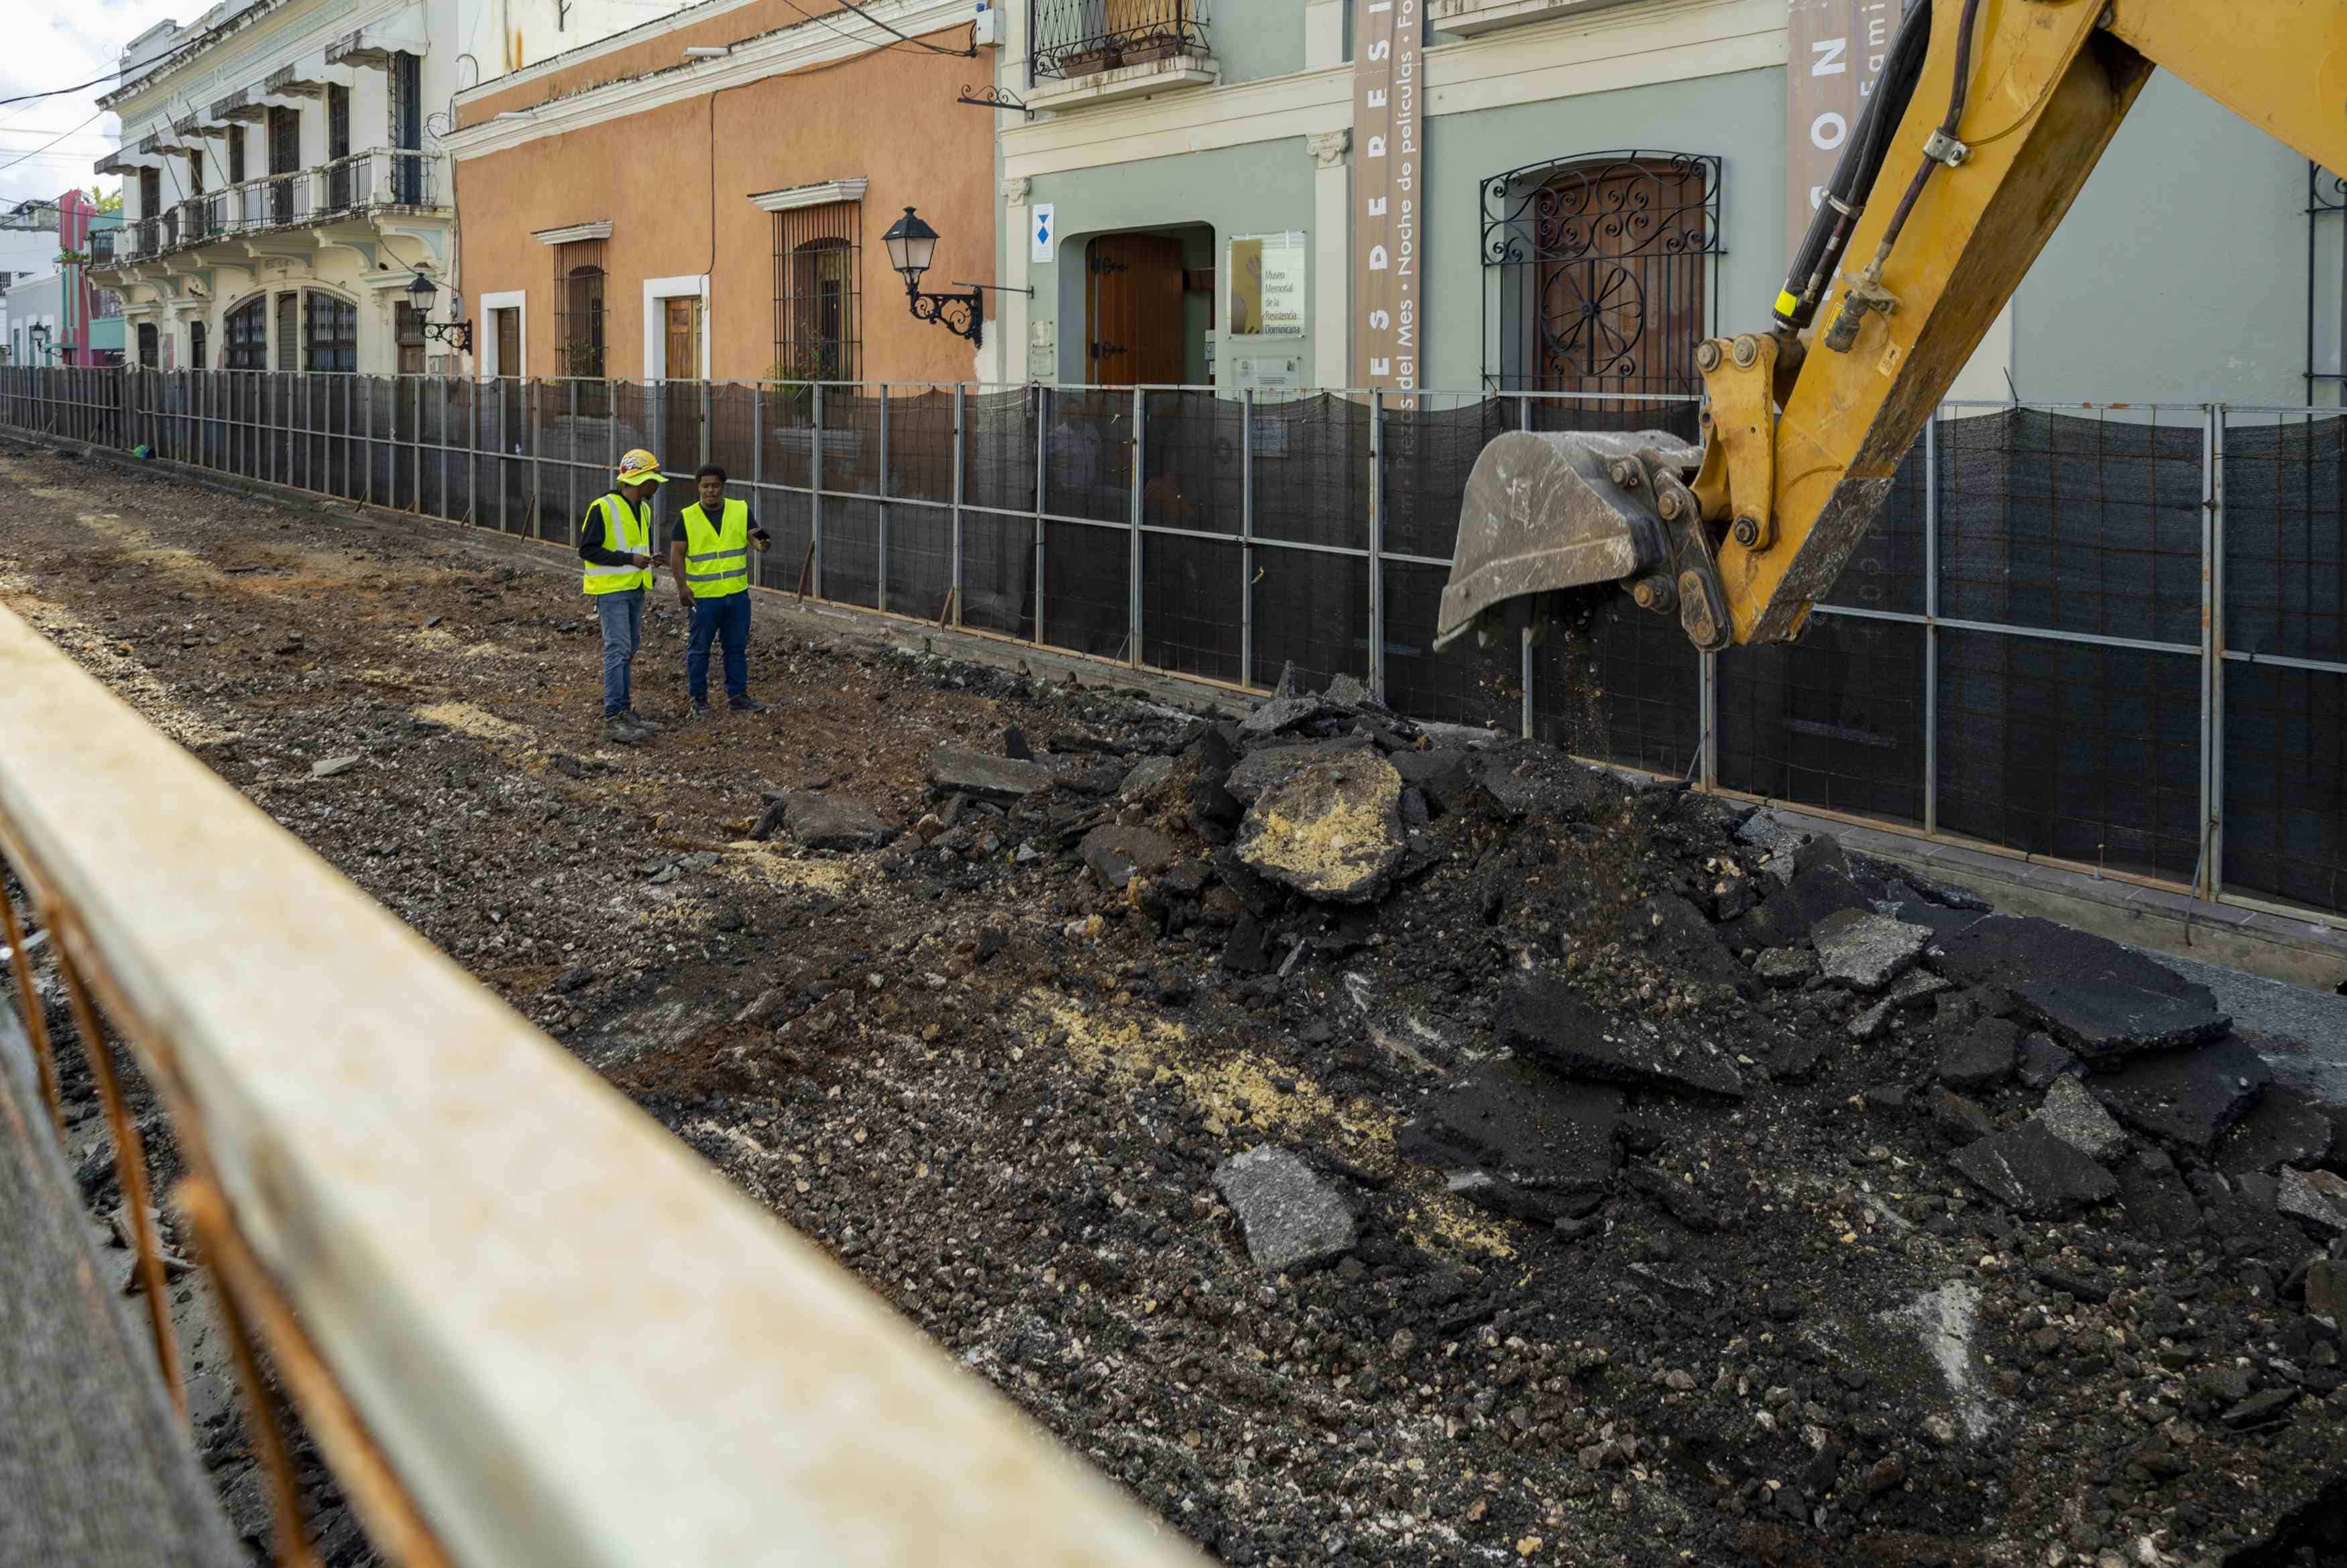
top-left (668, 463), bottom-right (772, 718)
top-left (580, 448), bottom-right (667, 744)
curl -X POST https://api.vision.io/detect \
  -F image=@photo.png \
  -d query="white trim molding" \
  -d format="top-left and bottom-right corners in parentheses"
top-left (748, 178), bottom-right (868, 214)
top-left (643, 274), bottom-right (711, 381)
top-left (477, 289), bottom-right (527, 377)
top-left (533, 221), bottom-right (614, 246)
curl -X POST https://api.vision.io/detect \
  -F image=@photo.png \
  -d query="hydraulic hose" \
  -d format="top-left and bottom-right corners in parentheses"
top-left (1869, 0), bottom-right (1984, 263)
top-left (1771, 0), bottom-right (1933, 335)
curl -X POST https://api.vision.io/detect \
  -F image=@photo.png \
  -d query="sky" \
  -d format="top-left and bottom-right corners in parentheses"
top-left (1, 0), bottom-right (188, 213)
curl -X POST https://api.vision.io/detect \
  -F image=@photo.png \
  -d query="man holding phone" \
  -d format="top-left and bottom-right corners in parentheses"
top-left (669, 463), bottom-right (773, 718)
top-left (580, 448), bottom-right (667, 744)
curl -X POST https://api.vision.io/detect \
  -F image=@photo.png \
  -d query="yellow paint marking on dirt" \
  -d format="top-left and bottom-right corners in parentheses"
top-left (414, 701), bottom-right (534, 747)
top-left (720, 842), bottom-right (866, 896)
top-left (1029, 992), bottom-right (1512, 1258)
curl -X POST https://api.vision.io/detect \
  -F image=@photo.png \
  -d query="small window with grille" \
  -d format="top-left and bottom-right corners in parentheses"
top-left (305, 290), bottom-right (356, 371)
top-left (771, 201), bottom-right (861, 384)
top-left (225, 296), bottom-right (266, 368)
top-left (554, 237), bottom-right (608, 382)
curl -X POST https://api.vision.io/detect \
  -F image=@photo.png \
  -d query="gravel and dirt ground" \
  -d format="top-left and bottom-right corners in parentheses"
top-left (3, 442), bottom-right (2344, 1568)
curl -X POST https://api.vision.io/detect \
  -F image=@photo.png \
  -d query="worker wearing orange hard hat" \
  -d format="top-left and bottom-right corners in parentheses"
top-left (581, 448), bottom-right (667, 744)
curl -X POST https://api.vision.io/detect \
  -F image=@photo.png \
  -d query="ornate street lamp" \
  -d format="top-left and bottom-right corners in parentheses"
top-left (404, 272), bottom-right (475, 355)
top-left (882, 206), bottom-right (987, 349)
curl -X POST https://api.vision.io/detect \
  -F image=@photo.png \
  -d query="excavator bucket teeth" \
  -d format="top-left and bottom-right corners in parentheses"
top-left (1432, 429), bottom-right (1693, 652)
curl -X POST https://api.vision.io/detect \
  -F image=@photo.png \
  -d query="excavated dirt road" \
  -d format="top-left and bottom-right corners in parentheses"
top-left (3, 444), bottom-right (2344, 1568)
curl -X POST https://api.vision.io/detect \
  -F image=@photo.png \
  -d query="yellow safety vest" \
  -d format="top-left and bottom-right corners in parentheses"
top-left (677, 498), bottom-right (752, 599)
top-left (581, 492), bottom-right (654, 595)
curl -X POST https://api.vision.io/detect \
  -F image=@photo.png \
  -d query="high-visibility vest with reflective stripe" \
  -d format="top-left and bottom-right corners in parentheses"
top-left (581, 492), bottom-right (654, 595)
top-left (678, 498), bottom-right (751, 599)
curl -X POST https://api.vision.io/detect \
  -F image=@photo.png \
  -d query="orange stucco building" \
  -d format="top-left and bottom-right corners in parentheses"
top-left (445, 0), bottom-right (998, 387)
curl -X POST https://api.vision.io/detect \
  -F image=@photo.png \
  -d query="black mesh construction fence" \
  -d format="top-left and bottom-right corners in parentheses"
top-left (11, 368), bottom-right (2347, 916)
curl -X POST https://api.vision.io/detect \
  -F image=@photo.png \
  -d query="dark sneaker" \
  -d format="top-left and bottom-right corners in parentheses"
top-left (728, 697), bottom-right (770, 715)
top-left (601, 716), bottom-right (649, 745)
top-left (689, 702), bottom-right (715, 721)
top-left (624, 709), bottom-right (662, 731)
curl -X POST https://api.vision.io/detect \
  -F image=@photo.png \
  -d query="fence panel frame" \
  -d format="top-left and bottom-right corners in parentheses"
top-left (9, 370), bottom-right (2346, 926)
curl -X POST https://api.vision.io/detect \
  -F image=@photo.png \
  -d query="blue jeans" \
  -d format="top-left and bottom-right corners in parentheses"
top-left (686, 593), bottom-right (751, 705)
top-left (595, 588), bottom-right (643, 716)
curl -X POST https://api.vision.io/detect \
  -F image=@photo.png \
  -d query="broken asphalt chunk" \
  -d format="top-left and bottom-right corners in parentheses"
top-left (1625, 895), bottom-right (1750, 998)
top-left (1951, 1121), bottom-right (2120, 1219)
top-left (2033, 1075), bottom-right (2128, 1163)
top-left (1939, 1018), bottom-right (2020, 1091)
top-left (2090, 1035), bottom-right (2271, 1151)
top-left (1497, 977), bottom-right (1744, 1099)
top-left (1729, 863), bottom-right (1877, 949)
top-left (1233, 754), bottom-right (1405, 904)
top-left (1079, 824), bottom-right (1178, 893)
top-left (1211, 1146), bottom-right (1356, 1272)
top-left (1931, 916), bottom-right (2230, 1059)
top-left (2115, 1149), bottom-right (2202, 1243)
top-left (1399, 1061), bottom-right (1621, 1194)
top-left (1445, 1170), bottom-right (1599, 1227)
top-left (2216, 1088), bottom-right (2337, 1175)
top-left (1226, 735), bottom-right (1375, 803)
top-left (1813, 908), bottom-right (1931, 991)
top-left (758, 791), bottom-right (899, 851)
top-left (1239, 694), bottom-right (1338, 740)
top-left (2277, 1166), bottom-right (2347, 1235)
top-left (926, 745), bottom-right (1056, 802)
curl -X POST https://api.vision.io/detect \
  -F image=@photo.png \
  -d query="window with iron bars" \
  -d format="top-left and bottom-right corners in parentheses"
top-left (770, 202), bottom-right (861, 385)
top-left (224, 296), bottom-right (266, 369)
top-left (305, 290), bottom-right (357, 372)
top-left (1481, 151), bottom-right (1723, 400)
top-left (555, 237), bottom-right (610, 415)
top-left (1030, 0), bottom-right (1210, 82)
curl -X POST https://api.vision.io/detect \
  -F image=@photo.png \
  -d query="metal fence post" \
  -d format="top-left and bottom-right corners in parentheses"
top-left (877, 383), bottom-right (891, 615)
top-left (2199, 404), bottom-right (2226, 899)
top-left (811, 383), bottom-right (826, 600)
top-left (1128, 385), bottom-right (1145, 670)
top-left (1369, 389), bottom-right (1386, 701)
top-left (1033, 385), bottom-right (1049, 648)
top-left (467, 377), bottom-right (479, 524)
top-left (569, 381), bottom-right (580, 544)
top-left (1518, 395), bottom-right (1536, 739)
top-left (1923, 405), bottom-right (1940, 834)
top-left (950, 383), bottom-right (966, 626)
top-left (751, 382), bottom-right (764, 585)
top-left (1241, 387), bottom-right (1255, 688)
top-left (410, 375), bottom-right (422, 513)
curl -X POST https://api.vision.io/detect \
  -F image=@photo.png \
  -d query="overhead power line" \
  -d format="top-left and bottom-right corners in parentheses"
top-left (0, 111), bottom-right (107, 177)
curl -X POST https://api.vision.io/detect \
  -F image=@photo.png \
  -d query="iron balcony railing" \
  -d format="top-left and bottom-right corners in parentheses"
top-left (99, 150), bottom-right (443, 269)
top-left (87, 229), bottom-right (115, 262)
top-left (1029, 0), bottom-right (1209, 81)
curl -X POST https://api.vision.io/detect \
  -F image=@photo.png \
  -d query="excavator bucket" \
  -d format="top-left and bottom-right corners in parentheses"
top-left (1432, 428), bottom-right (1695, 652)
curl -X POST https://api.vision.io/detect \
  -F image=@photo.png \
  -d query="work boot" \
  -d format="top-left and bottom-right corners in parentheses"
top-left (601, 715), bottom-right (649, 745)
top-left (729, 697), bottom-right (770, 715)
top-left (624, 709), bottom-right (662, 732)
top-left (689, 701), bottom-right (715, 721)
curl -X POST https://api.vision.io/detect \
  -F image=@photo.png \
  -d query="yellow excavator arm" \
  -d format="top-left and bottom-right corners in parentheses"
top-left (1436, 0), bottom-right (2347, 654)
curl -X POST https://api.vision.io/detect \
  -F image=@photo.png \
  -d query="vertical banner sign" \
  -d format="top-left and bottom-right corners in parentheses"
top-left (1353, 0), bottom-right (1422, 406)
top-left (1785, 0), bottom-right (1898, 267)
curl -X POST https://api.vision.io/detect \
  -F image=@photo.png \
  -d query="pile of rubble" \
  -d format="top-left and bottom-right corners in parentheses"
top-left (754, 655), bottom-right (2347, 1566)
